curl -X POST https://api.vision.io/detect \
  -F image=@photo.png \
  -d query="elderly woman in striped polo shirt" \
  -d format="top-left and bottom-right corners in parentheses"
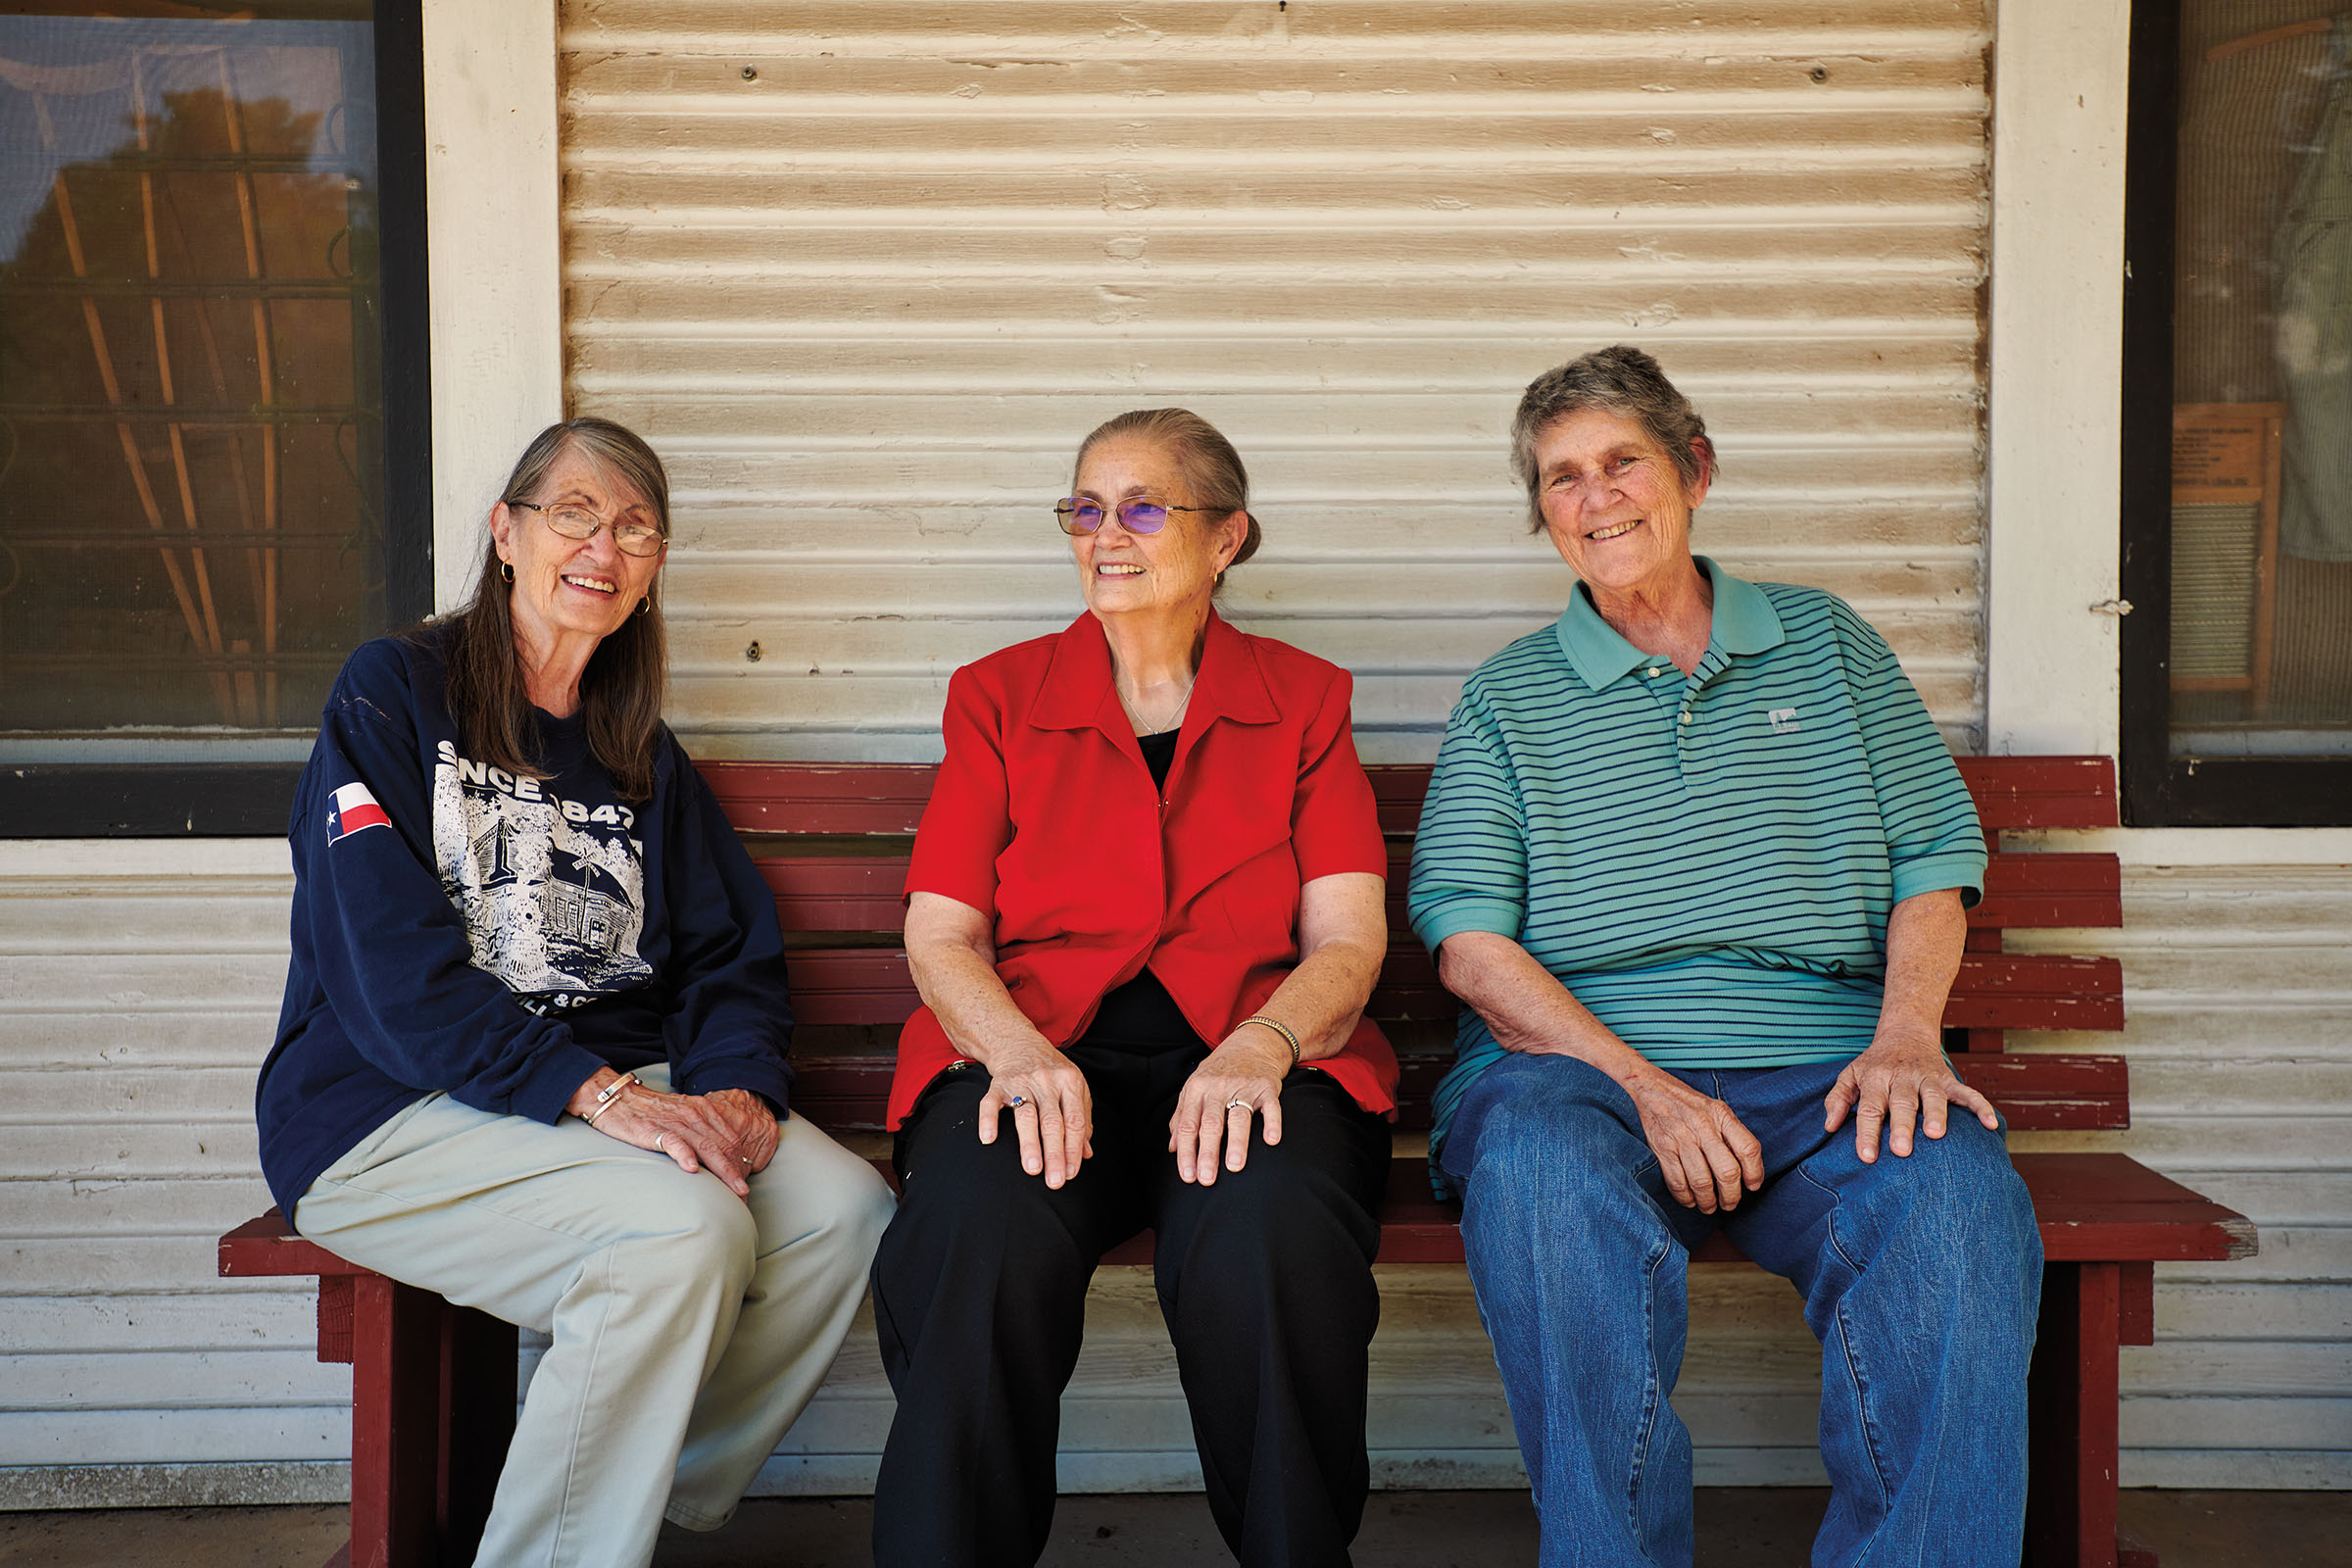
top-left (1408, 346), bottom-right (2041, 1568)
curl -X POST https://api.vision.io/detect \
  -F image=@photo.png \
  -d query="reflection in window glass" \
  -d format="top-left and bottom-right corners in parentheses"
top-left (2173, 4), bottom-right (2352, 757)
top-left (0, 7), bottom-right (382, 759)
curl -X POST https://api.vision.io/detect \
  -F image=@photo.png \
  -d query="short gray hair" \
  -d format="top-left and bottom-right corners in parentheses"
top-left (1508, 345), bottom-right (1716, 532)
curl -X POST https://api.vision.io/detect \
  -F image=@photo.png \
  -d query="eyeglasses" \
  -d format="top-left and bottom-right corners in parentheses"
top-left (1053, 495), bottom-right (1221, 536)
top-left (512, 501), bottom-right (667, 558)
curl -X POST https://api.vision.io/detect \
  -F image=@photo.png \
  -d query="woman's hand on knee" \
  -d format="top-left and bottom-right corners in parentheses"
top-left (1824, 1025), bottom-right (1998, 1163)
top-left (976, 1040), bottom-right (1093, 1189)
top-left (1170, 1031), bottom-right (1291, 1185)
top-left (1626, 1069), bottom-right (1763, 1214)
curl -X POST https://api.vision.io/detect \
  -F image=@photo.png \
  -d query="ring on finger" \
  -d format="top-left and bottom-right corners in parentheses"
top-left (655, 1133), bottom-right (664, 1151)
top-left (1225, 1099), bottom-right (1250, 1111)
top-left (1007, 1094), bottom-right (1026, 1109)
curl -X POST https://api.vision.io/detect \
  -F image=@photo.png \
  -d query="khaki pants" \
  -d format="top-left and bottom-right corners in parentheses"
top-left (295, 1066), bottom-right (894, 1568)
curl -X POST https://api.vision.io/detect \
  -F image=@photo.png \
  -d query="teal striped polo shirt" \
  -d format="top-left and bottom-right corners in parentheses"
top-left (1407, 558), bottom-right (1984, 1179)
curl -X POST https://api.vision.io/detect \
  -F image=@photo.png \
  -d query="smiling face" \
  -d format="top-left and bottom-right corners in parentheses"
top-left (488, 444), bottom-right (667, 657)
top-left (1068, 433), bottom-right (1246, 624)
top-left (1532, 406), bottom-right (1711, 601)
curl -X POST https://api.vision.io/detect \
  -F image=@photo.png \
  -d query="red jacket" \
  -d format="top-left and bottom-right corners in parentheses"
top-left (891, 611), bottom-right (1398, 1128)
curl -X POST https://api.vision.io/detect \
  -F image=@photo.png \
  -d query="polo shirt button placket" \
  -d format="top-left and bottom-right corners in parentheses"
top-left (1677, 668), bottom-right (1704, 784)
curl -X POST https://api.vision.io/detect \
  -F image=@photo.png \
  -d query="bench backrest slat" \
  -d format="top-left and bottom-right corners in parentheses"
top-left (1950, 755), bottom-right (2120, 832)
top-left (704, 763), bottom-right (935, 835)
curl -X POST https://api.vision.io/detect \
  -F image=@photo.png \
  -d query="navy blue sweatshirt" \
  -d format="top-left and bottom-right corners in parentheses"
top-left (255, 628), bottom-right (795, 1217)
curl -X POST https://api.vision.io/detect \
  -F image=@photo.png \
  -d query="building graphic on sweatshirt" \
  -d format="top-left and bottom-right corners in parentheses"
top-left (430, 752), bottom-right (652, 1005)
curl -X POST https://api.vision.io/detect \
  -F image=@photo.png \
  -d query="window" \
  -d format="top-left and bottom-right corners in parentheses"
top-left (0, 1), bottom-right (426, 835)
top-left (2122, 0), bottom-right (2352, 823)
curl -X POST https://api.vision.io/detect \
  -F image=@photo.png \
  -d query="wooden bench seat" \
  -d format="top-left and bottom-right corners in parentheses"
top-left (220, 755), bottom-right (2253, 1568)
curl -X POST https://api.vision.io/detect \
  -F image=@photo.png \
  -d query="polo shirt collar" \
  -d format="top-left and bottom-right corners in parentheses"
top-left (1552, 556), bottom-right (1785, 691)
top-left (1026, 609), bottom-right (1281, 740)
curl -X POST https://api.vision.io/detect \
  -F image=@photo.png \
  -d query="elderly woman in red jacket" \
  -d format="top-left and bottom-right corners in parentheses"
top-left (870, 409), bottom-right (1397, 1568)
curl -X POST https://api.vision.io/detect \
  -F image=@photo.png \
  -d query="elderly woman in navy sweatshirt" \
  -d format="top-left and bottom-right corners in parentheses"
top-left (254, 417), bottom-right (893, 1568)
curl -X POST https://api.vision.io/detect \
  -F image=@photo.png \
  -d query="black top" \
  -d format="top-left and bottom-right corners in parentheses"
top-left (1077, 729), bottom-right (1200, 1054)
top-left (1136, 726), bottom-right (1179, 790)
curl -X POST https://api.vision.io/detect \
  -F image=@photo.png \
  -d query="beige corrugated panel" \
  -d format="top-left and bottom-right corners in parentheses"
top-left (0, 853), bottom-right (353, 1507)
top-left (561, 0), bottom-right (1993, 760)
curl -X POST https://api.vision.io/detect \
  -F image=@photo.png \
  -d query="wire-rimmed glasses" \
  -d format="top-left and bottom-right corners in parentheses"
top-left (1053, 495), bottom-right (1222, 536)
top-left (511, 501), bottom-right (667, 558)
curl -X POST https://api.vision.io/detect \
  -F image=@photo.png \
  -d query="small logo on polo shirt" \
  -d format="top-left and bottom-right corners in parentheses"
top-left (1767, 707), bottom-right (1801, 734)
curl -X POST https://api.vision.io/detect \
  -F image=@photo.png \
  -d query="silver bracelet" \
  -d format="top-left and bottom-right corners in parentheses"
top-left (583, 1071), bottom-right (638, 1125)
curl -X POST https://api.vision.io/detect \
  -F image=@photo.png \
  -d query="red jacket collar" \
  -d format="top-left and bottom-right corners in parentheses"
top-left (1025, 610), bottom-right (1282, 742)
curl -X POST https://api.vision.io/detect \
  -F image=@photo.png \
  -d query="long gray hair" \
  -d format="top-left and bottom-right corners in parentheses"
top-left (431, 416), bottom-right (671, 801)
top-left (1508, 346), bottom-right (1717, 532)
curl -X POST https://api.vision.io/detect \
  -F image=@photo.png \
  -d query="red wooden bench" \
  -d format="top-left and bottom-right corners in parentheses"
top-left (220, 756), bottom-right (2253, 1568)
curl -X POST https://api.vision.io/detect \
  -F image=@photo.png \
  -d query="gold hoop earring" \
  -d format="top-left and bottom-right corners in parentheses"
top-left (635, 596), bottom-right (652, 617)
top-left (499, 561), bottom-right (514, 586)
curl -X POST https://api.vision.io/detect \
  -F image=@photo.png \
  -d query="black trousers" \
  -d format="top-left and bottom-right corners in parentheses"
top-left (869, 1044), bottom-right (1392, 1568)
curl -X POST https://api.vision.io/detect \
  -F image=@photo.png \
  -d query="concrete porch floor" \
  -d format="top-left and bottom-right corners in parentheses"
top-left (2, 1490), bottom-right (2346, 1566)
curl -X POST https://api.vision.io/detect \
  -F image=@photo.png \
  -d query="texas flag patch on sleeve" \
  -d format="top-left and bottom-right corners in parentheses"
top-left (326, 782), bottom-right (392, 844)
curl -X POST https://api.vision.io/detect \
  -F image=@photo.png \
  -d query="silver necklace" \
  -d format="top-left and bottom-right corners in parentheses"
top-left (1121, 670), bottom-right (1197, 735)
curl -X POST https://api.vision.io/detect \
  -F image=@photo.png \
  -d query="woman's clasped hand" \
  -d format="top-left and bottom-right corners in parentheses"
top-left (567, 1070), bottom-right (780, 1196)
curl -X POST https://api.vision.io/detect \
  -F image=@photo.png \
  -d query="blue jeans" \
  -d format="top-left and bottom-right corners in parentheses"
top-left (1439, 1053), bottom-right (2040, 1568)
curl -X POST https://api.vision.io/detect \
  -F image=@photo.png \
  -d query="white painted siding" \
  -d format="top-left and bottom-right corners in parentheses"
top-left (558, 0), bottom-right (1996, 761)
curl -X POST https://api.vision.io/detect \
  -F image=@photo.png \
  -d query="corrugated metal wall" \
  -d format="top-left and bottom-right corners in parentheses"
top-left (559, 0), bottom-right (1995, 761)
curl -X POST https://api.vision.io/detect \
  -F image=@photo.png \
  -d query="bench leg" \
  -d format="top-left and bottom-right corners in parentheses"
top-left (344, 1279), bottom-right (518, 1568)
top-left (2027, 1261), bottom-right (2152, 1568)
top-left (349, 1275), bottom-right (448, 1568)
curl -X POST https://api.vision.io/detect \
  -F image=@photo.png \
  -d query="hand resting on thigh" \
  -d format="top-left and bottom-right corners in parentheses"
top-left (567, 1071), bottom-right (778, 1199)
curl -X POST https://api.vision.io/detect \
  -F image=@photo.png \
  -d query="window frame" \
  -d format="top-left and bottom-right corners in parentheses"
top-left (2119, 0), bottom-right (2352, 826)
top-left (0, 1), bottom-right (433, 838)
